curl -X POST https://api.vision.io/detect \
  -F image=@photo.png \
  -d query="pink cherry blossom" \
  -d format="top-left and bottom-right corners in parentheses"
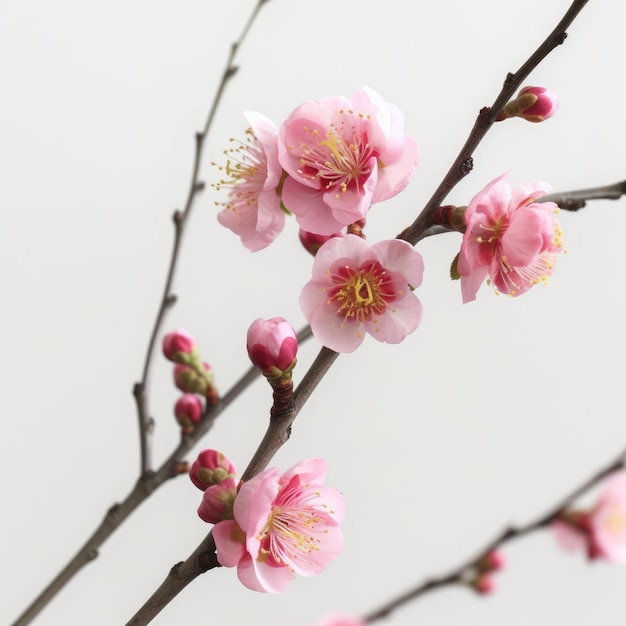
top-left (278, 87), bottom-right (419, 235)
top-left (552, 472), bottom-right (626, 563)
top-left (246, 317), bottom-right (298, 376)
top-left (215, 112), bottom-right (285, 251)
top-left (300, 234), bottom-right (424, 353)
top-left (213, 458), bottom-right (344, 593)
top-left (457, 173), bottom-right (563, 303)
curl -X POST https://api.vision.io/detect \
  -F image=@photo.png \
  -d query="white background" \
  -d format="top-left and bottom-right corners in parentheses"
top-left (2, 1), bottom-right (626, 625)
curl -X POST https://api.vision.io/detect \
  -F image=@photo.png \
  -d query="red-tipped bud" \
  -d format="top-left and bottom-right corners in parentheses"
top-left (174, 393), bottom-right (203, 428)
top-left (247, 317), bottom-right (298, 378)
top-left (473, 574), bottom-right (496, 594)
top-left (197, 477), bottom-right (239, 523)
top-left (162, 329), bottom-right (197, 363)
top-left (189, 449), bottom-right (237, 491)
top-left (299, 228), bottom-right (344, 256)
top-left (484, 550), bottom-right (506, 571)
top-left (516, 86), bottom-right (559, 122)
top-left (498, 86), bottom-right (559, 123)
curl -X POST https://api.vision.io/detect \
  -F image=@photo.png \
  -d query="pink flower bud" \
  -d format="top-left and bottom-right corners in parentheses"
top-left (174, 394), bottom-right (203, 427)
top-left (246, 317), bottom-right (298, 376)
top-left (197, 477), bottom-right (239, 524)
top-left (515, 86), bottom-right (559, 122)
top-left (485, 549), bottom-right (506, 571)
top-left (299, 228), bottom-right (344, 256)
top-left (173, 361), bottom-right (213, 394)
top-left (162, 329), bottom-right (197, 363)
top-left (189, 449), bottom-right (237, 491)
top-left (474, 574), bottom-right (496, 594)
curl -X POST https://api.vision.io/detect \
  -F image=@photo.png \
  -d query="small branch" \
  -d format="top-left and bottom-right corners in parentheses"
top-left (132, 0), bottom-right (270, 476)
top-left (363, 448), bottom-right (626, 623)
top-left (399, 0), bottom-right (589, 245)
top-left (538, 179), bottom-right (626, 211)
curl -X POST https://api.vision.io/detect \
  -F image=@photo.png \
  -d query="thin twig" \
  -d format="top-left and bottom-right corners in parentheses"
top-left (132, 0), bottom-right (270, 477)
top-left (363, 448), bottom-right (626, 622)
top-left (399, 0), bottom-right (590, 245)
top-left (10, 5), bottom-right (272, 624)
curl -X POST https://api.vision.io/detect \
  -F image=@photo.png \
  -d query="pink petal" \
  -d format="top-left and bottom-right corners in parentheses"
top-left (371, 239), bottom-right (424, 288)
top-left (460, 267), bottom-right (489, 304)
top-left (500, 210), bottom-right (544, 266)
top-left (282, 178), bottom-right (348, 235)
top-left (309, 301), bottom-right (366, 353)
top-left (364, 293), bottom-right (422, 343)
top-left (213, 520), bottom-right (246, 567)
top-left (234, 468), bottom-right (280, 536)
top-left (238, 556), bottom-right (293, 593)
top-left (551, 519), bottom-right (587, 553)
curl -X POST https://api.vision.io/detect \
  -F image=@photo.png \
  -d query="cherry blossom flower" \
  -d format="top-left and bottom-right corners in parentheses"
top-left (215, 112), bottom-right (285, 251)
top-left (246, 317), bottom-right (298, 377)
top-left (299, 234), bottom-right (424, 353)
top-left (278, 87), bottom-right (419, 235)
top-left (213, 458), bottom-right (344, 593)
top-left (457, 173), bottom-right (563, 303)
top-left (552, 472), bottom-right (626, 563)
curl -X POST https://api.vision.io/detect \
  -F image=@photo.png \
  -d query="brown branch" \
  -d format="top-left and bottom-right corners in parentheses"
top-left (398, 0), bottom-right (590, 246)
top-left (538, 179), bottom-right (626, 211)
top-left (363, 448), bottom-right (626, 623)
top-left (132, 0), bottom-right (270, 477)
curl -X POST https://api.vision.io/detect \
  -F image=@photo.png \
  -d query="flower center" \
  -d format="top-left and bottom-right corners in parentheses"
top-left (297, 112), bottom-right (377, 194)
top-left (327, 260), bottom-right (396, 323)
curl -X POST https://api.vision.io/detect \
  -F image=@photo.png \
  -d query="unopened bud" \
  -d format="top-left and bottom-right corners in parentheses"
top-left (498, 86), bottom-right (559, 123)
top-left (189, 449), bottom-right (237, 491)
top-left (473, 574), bottom-right (496, 594)
top-left (174, 394), bottom-right (203, 428)
top-left (173, 361), bottom-right (213, 394)
top-left (247, 317), bottom-right (298, 379)
top-left (197, 477), bottom-right (239, 523)
top-left (299, 228), bottom-right (344, 256)
top-left (162, 329), bottom-right (197, 364)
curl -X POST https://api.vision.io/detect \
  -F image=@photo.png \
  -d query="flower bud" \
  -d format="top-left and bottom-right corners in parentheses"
top-left (498, 86), bottom-right (559, 123)
top-left (174, 393), bottom-right (203, 428)
top-left (189, 449), bottom-right (237, 491)
top-left (173, 361), bottom-right (213, 394)
top-left (473, 574), bottom-right (496, 594)
top-left (197, 477), bottom-right (239, 523)
top-left (299, 228), bottom-right (344, 256)
top-left (247, 317), bottom-right (298, 378)
top-left (162, 329), bottom-right (197, 363)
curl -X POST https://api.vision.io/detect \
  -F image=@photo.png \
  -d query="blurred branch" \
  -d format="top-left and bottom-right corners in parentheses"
top-left (399, 0), bottom-right (590, 245)
top-left (363, 448), bottom-right (626, 622)
top-left (538, 179), bottom-right (626, 211)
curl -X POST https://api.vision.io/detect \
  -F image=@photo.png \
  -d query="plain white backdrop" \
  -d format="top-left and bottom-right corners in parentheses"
top-left (2, 1), bottom-right (626, 624)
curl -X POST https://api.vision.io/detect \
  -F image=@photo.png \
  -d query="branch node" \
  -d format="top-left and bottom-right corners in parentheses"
top-left (459, 157), bottom-right (473, 177)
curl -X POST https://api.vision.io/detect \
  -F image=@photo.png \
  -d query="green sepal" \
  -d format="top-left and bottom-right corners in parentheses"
top-left (450, 252), bottom-right (461, 280)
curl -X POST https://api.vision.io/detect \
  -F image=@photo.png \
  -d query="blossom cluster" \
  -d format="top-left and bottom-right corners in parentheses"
top-left (161, 329), bottom-right (218, 432)
top-left (214, 86), bottom-right (418, 250)
top-left (213, 87), bottom-right (565, 353)
top-left (190, 452), bottom-right (345, 593)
